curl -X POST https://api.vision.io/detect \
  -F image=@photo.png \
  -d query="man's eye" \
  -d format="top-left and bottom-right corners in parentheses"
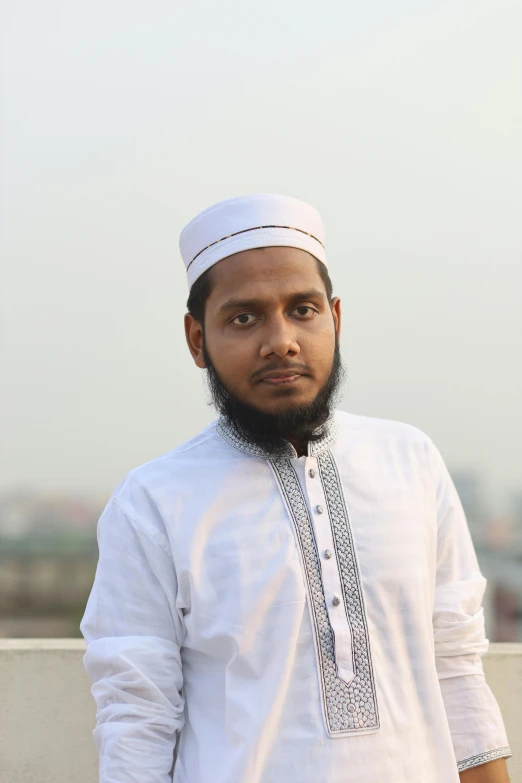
top-left (293, 306), bottom-right (317, 317)
top-left (232, 313), bottom-right (256, 325)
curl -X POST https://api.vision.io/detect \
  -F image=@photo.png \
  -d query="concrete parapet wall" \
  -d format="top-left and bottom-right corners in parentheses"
top-left (0, 640), bottom-right (520, 782)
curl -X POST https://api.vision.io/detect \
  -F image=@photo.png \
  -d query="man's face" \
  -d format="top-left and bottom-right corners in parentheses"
top-left (184, 246), bottom-right (341, 416)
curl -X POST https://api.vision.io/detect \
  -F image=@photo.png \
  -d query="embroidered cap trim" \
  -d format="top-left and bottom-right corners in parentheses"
top-left (186, 224), bottom-right (325, 271)
top-left (457, 746), bottom-right (512, 772)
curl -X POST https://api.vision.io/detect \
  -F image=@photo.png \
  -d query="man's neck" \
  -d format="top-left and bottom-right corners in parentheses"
top-left (288, 439), bottom-right (307, 458)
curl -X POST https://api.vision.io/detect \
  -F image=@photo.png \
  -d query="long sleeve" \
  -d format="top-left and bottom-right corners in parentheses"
top-left (430, 441), bottom-right (512, 773)
top-left (80, 495), bottom-right (186, 783)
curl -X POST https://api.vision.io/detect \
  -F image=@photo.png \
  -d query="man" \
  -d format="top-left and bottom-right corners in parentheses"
top-left (80, 194), bottom-right (512, 783)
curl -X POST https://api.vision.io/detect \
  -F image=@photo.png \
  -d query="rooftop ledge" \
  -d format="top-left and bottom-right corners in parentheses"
top-left (5, 638), bottom-right (522, 653)
top-left (1, 640), bottom-right (520, 782)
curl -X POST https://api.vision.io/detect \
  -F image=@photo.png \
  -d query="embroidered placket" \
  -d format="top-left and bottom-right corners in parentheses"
top-left (303, 456), bottom-right (355, 686)
top-left (270, 451), bottom-right (380, 737)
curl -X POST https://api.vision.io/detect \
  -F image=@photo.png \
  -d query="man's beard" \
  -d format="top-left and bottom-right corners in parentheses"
top-left (202, 336), bottom-right (345, 455)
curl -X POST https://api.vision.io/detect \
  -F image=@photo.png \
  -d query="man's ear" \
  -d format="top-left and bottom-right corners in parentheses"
top-left (330, 297), bottom-right (341, 338)
top-left (184, 313), bottom-right (207, 369)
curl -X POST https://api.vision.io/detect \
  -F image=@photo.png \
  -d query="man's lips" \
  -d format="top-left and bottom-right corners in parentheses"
top-left (256, 370), bottom-right (308, 385)
top-left (261, 374), bottom-right (302, 385)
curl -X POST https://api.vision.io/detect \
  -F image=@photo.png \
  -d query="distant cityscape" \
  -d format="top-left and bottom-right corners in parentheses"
top-left (1, 470), bottom-right (521, 641)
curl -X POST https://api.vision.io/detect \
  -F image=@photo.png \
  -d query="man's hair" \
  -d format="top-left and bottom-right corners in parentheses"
top-left (186, 256), bottom-right (334, 324)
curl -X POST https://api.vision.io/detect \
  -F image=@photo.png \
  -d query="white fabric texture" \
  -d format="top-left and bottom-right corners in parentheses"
top-left (80, 411), bottom-right (511, 783)
top-left (179, 193), bottom-right (327, 288)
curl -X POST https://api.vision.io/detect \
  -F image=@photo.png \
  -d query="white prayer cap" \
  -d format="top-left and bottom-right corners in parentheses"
top-left (179, 193), bottom-right (326, 289)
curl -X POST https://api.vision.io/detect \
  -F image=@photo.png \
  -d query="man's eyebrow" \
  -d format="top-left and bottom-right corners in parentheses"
top-left (217, 289), bottom-right (326, 315)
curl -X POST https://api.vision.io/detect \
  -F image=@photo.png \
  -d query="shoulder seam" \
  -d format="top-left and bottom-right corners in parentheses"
top-left (124, 428), bottom-right (219, 475)
top-left (172, 429), bottom-right (218, 456)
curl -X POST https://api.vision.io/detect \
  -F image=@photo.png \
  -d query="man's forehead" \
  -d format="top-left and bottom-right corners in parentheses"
top-left (211, 246), bottom-right (321, 285)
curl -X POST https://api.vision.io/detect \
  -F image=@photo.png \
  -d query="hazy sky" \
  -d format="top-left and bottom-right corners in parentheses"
top-left (1, 0), bottom-right (521, 511)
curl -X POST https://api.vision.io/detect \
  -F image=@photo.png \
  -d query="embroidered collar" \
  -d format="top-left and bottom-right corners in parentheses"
top-left (216, 413), bottom-right (339, 459)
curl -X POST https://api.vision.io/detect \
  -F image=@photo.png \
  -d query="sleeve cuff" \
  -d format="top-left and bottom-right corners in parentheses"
top-left (457, 745), bottom-right (512, 772)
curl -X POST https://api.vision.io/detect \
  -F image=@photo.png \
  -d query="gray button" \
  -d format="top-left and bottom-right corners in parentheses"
top-left (316, 504), bottom-right (324, 514)
top-left (309, 468), bottom-right (316, 478)
top-left (332, 595), bottom-right (341, 606)
top-left (324, 549), bottom-right (332, 559)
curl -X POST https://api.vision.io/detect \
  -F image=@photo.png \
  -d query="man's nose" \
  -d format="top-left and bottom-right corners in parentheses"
top-left (259, 316), bottom-right (300, 359)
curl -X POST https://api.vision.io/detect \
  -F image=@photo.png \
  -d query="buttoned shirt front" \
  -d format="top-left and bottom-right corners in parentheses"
top-left (80, 410), bottom-right (511, 783)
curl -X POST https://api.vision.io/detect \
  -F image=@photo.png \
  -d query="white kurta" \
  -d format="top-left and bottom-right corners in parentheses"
top-left (80, 410), bottom-right (511, 783)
